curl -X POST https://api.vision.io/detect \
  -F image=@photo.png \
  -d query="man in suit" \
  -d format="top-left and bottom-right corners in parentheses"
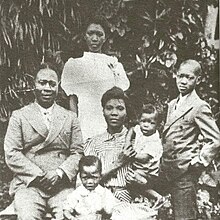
top-left (159, 59), bottom-right (220, 219)
top-left (4, 63), bottom-right (83, 220)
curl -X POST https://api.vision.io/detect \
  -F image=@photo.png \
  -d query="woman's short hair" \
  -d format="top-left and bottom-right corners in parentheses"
top-left (79, 155), bottom-right (102, 174)
top-left (83, 15), bottom-right (110, 36)
top-left (101, 86), bottom-right (129, 109)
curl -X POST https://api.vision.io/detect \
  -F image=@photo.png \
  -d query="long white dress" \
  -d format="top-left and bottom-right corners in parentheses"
top-left (61, 52), bottom-right (130, 141)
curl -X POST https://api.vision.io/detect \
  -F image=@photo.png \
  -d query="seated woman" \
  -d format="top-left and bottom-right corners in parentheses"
top-left (84, 87), bottom-right (135, 203)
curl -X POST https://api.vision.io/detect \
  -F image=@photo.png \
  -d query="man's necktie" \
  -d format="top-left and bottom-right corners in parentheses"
top-left (43, 111), bottom-right (51, 129)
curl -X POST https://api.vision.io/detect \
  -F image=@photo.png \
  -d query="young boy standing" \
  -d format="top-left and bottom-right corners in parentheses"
top-left (160, 59), bottom-right (220, 219)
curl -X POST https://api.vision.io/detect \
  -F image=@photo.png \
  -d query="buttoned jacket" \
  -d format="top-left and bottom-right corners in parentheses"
top-left (4, 102), bottom-right (83, 195)
top-left (161, 90), bottom-right (220, 181)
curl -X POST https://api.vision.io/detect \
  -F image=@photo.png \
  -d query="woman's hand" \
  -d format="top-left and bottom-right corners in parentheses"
top-left (125, 167), bottom-right (148, 185)
top-left (118, 145), bottom-right (137, 164)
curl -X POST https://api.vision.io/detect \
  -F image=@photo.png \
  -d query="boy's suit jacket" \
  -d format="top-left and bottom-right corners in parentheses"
top-left (161, 90), bottom-right (220, 181)
top-left (4, 102), bottom-right (83, 195)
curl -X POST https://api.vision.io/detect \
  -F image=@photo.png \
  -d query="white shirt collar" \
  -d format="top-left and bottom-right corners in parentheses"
top-left (178, 89), bottom-right (196, 102)
top-left (179, 93), bottom-right (189, 102)
top-left (35, 102), bottom-right (54, 115)
top-left (176, 90), bottom-right (195, 110)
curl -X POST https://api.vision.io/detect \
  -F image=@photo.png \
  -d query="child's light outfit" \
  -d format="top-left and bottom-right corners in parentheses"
top-left (63, 184), bottom-right (117, 217)
top-left (112, 202), bottom-right (158, 220)
top-left (133, 125), bottom-right (163, 176)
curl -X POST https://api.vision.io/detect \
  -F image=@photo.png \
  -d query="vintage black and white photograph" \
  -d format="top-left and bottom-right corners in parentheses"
top-left (0, 0), bottom-right (219, 219)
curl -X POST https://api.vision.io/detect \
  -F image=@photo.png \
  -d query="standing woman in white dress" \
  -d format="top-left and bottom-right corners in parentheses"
top-left (61, 16), bottom-right (130, 141)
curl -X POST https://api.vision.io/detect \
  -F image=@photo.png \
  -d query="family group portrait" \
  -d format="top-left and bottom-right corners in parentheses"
top-left (0, 0), bottom-right (219, 220)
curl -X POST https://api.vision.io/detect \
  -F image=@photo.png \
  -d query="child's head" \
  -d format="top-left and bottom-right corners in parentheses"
top-left (79, 155), bottom-right (102, 191)
top-left (176, 59), bottom-right (201, 96)
top-left (138, 104), bottom-right (159, 136)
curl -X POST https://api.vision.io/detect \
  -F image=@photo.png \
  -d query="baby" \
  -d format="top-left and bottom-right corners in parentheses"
top-left (63, 155), bottom-right (118, 220)
top-left (125, 104), bottom-right (164, 206)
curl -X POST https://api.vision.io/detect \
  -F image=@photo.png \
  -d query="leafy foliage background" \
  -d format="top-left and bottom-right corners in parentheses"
top-left (0, 0), bottom-right (219, 219)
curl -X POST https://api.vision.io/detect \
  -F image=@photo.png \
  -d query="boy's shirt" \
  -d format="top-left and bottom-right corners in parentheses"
top-left (174, 93), bottom-right (189, 111)
top-left (133, 125), bottom-right (163, 176)
top-left (64, 184), bottom-right (118, 216)
top-left (162, 90), bottom-right (220, 180)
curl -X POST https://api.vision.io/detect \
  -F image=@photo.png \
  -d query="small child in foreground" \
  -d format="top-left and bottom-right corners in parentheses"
top-left (63, 155), bottom-right (118, 220)
top-left (125, 104), bottom-right (164, 207)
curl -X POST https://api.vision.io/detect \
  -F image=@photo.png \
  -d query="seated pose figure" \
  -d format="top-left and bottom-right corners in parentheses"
top-left (125, 104), bottom-right (163, 206)
top-left (84, 87), bottom-right (136, 202)
top-left (4, 63), bottom-right (83, 220)
top-left (63, 155), bottom-right (118, 220)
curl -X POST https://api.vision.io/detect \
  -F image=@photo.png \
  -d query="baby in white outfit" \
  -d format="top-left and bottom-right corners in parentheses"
top-left (63, 155), bottom-right (118, 220)
top-left (125, 104), bottom-right (164, 206)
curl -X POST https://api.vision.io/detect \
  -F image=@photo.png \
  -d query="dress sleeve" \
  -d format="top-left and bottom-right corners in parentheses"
top-left (112, 58), bottom-right (130, 91)
top-left (84, 138), bottom-right (97, 156)
top-left (61, 58), bottom-right (85, 96)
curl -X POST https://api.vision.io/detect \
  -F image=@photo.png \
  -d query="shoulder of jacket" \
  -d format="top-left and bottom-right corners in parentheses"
top-left (168, 98), bottom-right (177, 106)
top-left (196, 100), bottom-right (211, 113)
top-left (56, 104), bottom-right (78, 118)
top-left (193, 94), bottom-right (210, 109)
top-left (12, 103), bottom-right (34, 116)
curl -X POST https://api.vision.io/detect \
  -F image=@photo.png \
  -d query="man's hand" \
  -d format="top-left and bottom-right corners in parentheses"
top-left (39, 170), bottom-right (61, 191)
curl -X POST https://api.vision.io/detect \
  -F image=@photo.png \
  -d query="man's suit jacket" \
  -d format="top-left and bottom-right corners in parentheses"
top-left (4, 102), bottom-right (83, 195)
top-left (161, 90), bottom-right (220, 181)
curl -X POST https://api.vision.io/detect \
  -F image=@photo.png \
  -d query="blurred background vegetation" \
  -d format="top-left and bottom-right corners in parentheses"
top-left (0, 0), bottom-right (219, 219)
